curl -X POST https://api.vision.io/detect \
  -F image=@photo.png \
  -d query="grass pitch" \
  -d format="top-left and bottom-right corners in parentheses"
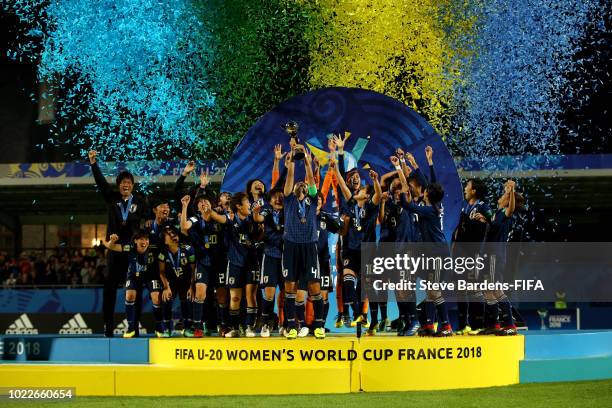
top-left (5, 379), bottom-right (611, 408)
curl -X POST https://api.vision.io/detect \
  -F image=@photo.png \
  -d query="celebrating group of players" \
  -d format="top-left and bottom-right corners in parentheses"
top-left (89, 133), bottom-right (523, 339)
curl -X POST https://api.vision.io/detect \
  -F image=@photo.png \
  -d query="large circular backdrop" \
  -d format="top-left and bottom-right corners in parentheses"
top-left (221, 87), bottom-right (462, 240)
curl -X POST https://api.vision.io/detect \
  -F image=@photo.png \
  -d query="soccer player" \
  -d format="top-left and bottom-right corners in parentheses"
top-left (331, 156), bottom-right (382, 330)
top-left (159, 226), bottom-right (196, 336)
top-left (246, 176), bottom-right (267, 330)
top-left (252, 188), bottom-right (284, 337)
top-left (452, 179), bottom-right (492, 335)
top-left (88, 150), bottom-right (148, 337)
top-left (180, 195), bottom-right (226, 337)
top-left (331, 134), bottom-right (367, 328)
top-left (394, 155), bottom-right (453, 337)
top-left (145, 197), bottom-right (175, 336)
top-left (480, 179), bottom-right (522, 336)
top-left (315, 191), bottom-right (343, 330)
top-left (379, 174), bottom-right (421, 336)
top-left (282, 144), bottom-right (326, 339)
top-left (102, 231), bottom-right (164, 338)
top-left (203, 192), bottom-right (262, 337)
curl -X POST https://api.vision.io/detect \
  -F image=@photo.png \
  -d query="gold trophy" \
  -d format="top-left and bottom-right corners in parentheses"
top-left (283, 121), bottom-right (304, 160)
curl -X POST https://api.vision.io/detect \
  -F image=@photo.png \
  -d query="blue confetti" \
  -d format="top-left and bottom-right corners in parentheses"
top-left (6, 0), bottom-right (216, 170)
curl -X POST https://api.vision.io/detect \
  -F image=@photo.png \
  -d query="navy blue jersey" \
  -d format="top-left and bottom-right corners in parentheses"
top-left (188, 213), bottom-right (224, 265)
top-left (158, 244), bottom-right (195, 280)
top-left (317, 211), bottom-right (342, 260)
top-left (486, 208), bottom-right (513, 243)
top-left (485, 208), bottom-right (515, 265)
top-left (379, 200), bottom-right (396, 243)
top-left (226, 214), bottom-right (260, 267)
top-left (259, 205), bottom-right (284, 259)
top-left (122, 244), bottom-right (156, 277)
top-left (384, 199), bottom-right (422, 243)
top-left (401, 195), bottom-right (445, 243)
top-left (342, 198), bottom-right (379, 251)
top-left (283, 194), bottom-right (318, 244)
top-left (453, 200), bottom-right (492, 243)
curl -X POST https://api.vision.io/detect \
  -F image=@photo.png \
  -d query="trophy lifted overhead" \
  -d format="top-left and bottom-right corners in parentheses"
top-left (283, 121), bottom-right (304, 160)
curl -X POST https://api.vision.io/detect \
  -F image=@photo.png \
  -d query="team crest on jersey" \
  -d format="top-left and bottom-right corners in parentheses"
top-left (129, 204), bottom-right (138, 213)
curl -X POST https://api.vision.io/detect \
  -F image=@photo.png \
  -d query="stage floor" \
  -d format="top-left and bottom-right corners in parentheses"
top-left (1, 331), bottom-right (611, 396)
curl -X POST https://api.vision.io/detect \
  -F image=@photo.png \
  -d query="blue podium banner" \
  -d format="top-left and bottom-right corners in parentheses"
top-left (0, 288), bottom-right (152, 313)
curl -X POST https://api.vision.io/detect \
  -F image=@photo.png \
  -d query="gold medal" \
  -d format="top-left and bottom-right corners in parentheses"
top-left (205, 243), bottom-right (210, 249)
top-left (300, 217), bottom-right (306, 224)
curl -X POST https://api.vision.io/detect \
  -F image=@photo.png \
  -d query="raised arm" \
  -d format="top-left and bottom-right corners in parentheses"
top-left (175, 160), bottom-right (195, 196)
top-left (283, 147), bottom-right (296, 197)
top-left (272, 144), bottom-right (284, 187)
top-left (370, 170), bottom-right (382, 206)
top-left (395, 148), bottom-right (412, 179)
top-left (504, 180), bottom-right (516, 218)
top-left (425, 146), bottom-right (436, 183)
top-left (312, 155), bottom-right (321, 189)
top-left (272, 153), bottom-right (290, 191)
top-left (391, 156), bottom-right (409, 193)
top-left (204, 206), bottom-right (228, 224)
top-left (380, 170), bottom-right (398, 189)
top-left (330, 156), bottom-right (351, 201)
top-left (88, 150), bottom-right (113, 203)
top-left (378, 192), bottom-right (388, 223)
top-left (332, 134), bottom-right (349, 179)
top-left (180, 195), bottom-right (194, 235)
top-left (194, 168), bottom-right (211, 200)
top-left (101, 234), bottom-right (122, 252)
top-left (302, 146), bottom-right (317, 197)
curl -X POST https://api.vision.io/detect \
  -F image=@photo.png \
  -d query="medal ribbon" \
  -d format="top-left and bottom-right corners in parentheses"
top-left (297, 199), bottom-right (306, 220)
top-left (167, 247), bottom-right (181, 274)
top-left (354, 204), bottom-right (361, 229)
top-left (120, 195), bottom-right (133, 224)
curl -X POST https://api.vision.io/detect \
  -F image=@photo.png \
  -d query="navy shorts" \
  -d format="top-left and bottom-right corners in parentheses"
top-left (195, 261), bottom-right (212, 286)
top-left (226, 262), bottom-right (260, 289)
top-left (213, 258), bottom-right (228, 288)
top-left (282, 241), bottom-right (320, 285)
top-left (319, 255), bottom-right (333, 292)
top-left (261, 254), bottom-right (283, 288)
top-left (125, 271), bottom-right (161, 293)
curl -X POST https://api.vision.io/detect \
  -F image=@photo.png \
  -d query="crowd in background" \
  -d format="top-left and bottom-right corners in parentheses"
top-left (0, 248), bottom-right (107, 287)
